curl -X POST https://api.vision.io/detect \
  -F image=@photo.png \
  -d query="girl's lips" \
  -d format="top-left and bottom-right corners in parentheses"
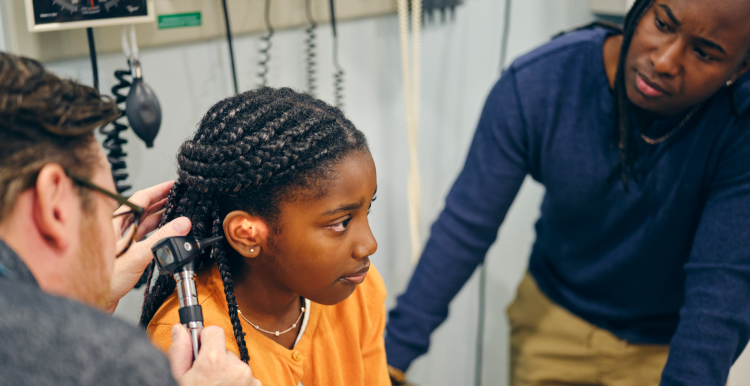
top-left (340, 265), bottom-right (370, 284)
top-left (340, 272), bottom-right (368, 285)
top-left (636, 72), bottom-right (666, 97)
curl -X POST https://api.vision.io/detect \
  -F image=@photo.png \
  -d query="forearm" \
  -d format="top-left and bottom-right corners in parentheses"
top-left (660, 267), bottom-right (750, 386)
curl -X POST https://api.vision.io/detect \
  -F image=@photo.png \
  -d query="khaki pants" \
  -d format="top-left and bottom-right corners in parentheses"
top-left (507, 273), bottom-right (670, 386)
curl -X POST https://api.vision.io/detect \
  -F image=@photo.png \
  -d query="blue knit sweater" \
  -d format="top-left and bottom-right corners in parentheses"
top-left (385, 26), bottom-right (750, 386)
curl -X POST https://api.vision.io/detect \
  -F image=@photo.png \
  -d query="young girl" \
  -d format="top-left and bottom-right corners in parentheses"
top-left (141, 87), bottom-right (387, 385)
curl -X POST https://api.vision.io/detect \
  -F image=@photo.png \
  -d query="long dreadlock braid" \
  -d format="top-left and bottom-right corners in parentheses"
top-left (615, 0), bottom-right (657, 187)
top-left (139, 87), bottom-right (368, 363)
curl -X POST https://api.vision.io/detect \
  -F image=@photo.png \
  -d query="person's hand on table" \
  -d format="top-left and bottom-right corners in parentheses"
top-left (169, 325), bottom-right (262, 386)
top-left (105, 181), bottom-right (192, 313)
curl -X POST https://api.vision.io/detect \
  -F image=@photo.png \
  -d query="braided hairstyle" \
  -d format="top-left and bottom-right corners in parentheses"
top-left (139, 87), bottom-right (369, 363)
top-left (613, 0), bottom-right (657, 187)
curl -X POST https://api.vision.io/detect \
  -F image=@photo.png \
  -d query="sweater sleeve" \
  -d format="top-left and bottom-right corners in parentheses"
top-left (660, 122), bottom-right (750, 386)
top-left (384, 69), bottom-right (530, 371)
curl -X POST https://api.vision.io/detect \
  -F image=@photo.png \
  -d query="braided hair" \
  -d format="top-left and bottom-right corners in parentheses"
top-left (614, 0), bottom-right (657, 187)
top-left (139, 87), bottom-right (369, 363)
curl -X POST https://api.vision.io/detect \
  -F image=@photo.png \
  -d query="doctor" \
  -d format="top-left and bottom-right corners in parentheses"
top-left (386, 0), bottom-right (750, 385)
top-left (0, 52), bottom-right (261, 386)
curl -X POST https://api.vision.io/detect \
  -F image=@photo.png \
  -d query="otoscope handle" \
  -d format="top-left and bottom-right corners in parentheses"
top-left (174, 269), bottom-right (203, 361)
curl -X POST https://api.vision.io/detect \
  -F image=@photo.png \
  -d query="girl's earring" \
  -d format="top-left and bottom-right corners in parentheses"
top-left (250, 248), bottom-right (255, 253)
top-left (727, 80), bottom-right (734, 86)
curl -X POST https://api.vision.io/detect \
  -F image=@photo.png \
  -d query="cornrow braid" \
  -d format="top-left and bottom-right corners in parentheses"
top-left (614, 0), bottom-right (656, 188)
top-left (139, 87), bottom-right (368, 363)
top-left (135, 181), bottom-right (185, 289)
top-left (212, 204), bottom-right (250, 362)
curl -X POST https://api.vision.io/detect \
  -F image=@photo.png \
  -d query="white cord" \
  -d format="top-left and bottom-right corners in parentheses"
top-left (120, 25), bottom-right (139, 61)
top-left (397, 0), bottom-right (423, 263)
top-left (121, 26), bottom-right (131, 58)
top-left (129, 25), bottom-right (139, 59)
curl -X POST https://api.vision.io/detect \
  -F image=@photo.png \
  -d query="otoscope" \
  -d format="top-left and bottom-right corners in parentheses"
top-left (151, 235), bottom-right (223, 360)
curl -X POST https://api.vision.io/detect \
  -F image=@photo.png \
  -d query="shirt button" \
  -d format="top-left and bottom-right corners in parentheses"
top-left (291, 351), bottom-right (302, 362)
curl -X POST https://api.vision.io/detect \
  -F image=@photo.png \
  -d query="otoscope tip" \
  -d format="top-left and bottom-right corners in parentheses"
top-left (197, 236), bottom-right (224, 250)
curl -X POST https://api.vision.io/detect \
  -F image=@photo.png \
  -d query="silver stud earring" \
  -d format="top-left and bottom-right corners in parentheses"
top-left (727, 80), bottom-right (734, 86)
top-left (250, 248), bottom-right (255, 253)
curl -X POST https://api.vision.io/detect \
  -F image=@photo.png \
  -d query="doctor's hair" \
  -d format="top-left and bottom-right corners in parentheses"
top-left (138, 87), bottom-right (368, 363)
top-left (613, 0), bottom-right (657, 188)
top-left (0, 52), bottom-right (118, 218)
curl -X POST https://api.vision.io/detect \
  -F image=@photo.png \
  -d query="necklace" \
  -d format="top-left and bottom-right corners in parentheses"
top-left (237, 300), bottom-right (305, 337)
top-left (640, 103), bottom-right (702, 145)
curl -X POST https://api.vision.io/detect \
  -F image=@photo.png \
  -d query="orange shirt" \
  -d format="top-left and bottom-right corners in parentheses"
top-left (147, 264), bottom-right (389, 386)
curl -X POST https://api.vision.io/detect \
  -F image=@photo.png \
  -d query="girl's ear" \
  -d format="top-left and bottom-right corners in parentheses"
top-left (223, 211), bottom-right (269, 258)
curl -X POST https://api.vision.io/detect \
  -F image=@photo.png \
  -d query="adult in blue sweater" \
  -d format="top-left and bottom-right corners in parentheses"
top-left (385, 1), bottom-right (750, 385)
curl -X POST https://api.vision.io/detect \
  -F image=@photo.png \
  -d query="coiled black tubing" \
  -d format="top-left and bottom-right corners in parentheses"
top-left (305, 0), bottom-right (318, 97)
top-left (329, 0), bottom-right (345, 110)
top-left (257, 0), bottom-right (274, 87)
top-left (99, 66), bottom-right (133, 194)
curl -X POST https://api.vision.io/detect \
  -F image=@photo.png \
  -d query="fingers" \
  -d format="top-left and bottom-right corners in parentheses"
top-left (143, 197), bottom-right (168, 219)
top-left (137, 217), bottom-right (192, 252)
top-left (168, 324), bottom-right (194, 382)
top-left (136, 209), bottom-right (166, 241)
top-left (196, 326), bottom-right (227, 360)
top-left (107, 217), bottom-right (192, 311)
top-left (127, 180), bottom-right (175, 209)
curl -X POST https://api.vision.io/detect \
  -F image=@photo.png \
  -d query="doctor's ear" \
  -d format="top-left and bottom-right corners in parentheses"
top-left (222, 211), bottom-right (269, 258)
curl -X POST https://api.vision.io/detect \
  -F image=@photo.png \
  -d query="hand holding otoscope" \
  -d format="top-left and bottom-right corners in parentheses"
top-left (151, 235), bottom-right (223, 361)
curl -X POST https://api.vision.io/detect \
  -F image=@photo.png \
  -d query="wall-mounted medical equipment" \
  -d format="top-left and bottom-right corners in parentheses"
top-left (258, 0), bottom-right (274, 88)
top-left (101, 26), bottom-right (162, 193)
top-left (329, 0), bottom-right (345, 110)
top-left (24, 0), bottom-right (155, 32)
top-left (423, 0), bottom-right (464, 22)
top-left (304, 0), bottom-right (318, 97)
top-left (3, 0), bottom-right (398, 63)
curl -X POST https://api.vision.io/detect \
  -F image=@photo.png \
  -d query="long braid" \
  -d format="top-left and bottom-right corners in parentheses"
top-left (136, 181), bottom-right (185, 290)
top-left (139, 187), bottom-right (214, 328)
top-left (138, 180), bottom-right (187, 327)
top-left (212, 205), bottom-right (250, 362)
top-left (615, 0), bottom-right (656, 188)
top-left (139, 87), bottom-right (368, 359)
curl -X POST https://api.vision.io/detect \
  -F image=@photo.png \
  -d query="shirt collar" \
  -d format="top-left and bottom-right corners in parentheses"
top-left (0, 238), bottom-right (39, 286)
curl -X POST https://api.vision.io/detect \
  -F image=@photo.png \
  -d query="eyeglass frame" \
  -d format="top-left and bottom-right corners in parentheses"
top-left (64, 170), bottom-right (145, 257)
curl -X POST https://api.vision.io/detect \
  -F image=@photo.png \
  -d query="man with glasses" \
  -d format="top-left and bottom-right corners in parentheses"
top-left (0, 53), bottom-right (261, 386)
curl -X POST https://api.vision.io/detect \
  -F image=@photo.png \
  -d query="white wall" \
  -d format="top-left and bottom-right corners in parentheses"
top-left (4, 0), bottom-right (749, 385)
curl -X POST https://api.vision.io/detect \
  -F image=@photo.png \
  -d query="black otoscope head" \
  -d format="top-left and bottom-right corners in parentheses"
top-left (151, 235), bottom-right (223, 361)
top-left (151, 235), bottom-right (223, 275)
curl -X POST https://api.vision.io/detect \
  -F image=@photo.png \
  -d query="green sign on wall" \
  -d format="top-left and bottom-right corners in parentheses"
top-left (158, 12), bottom-right (202, 29)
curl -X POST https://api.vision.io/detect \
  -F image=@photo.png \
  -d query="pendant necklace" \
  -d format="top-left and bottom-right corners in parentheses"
top-left (640, 103), bottom-right (702, 145)
top-left (237, 298), bottom-right (305, 337)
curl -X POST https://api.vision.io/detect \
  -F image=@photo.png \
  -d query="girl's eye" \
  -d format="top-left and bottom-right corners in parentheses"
top-left (328, 217), bottom-right (352, 233)
top-left (368, 195), bottom-right (377, 214)
top-left (655, 17), bottom-right (670, 32)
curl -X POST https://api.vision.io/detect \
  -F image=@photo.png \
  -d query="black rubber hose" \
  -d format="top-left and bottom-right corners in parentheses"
top-left (99, 67), bottom-right (133, 194)
top-left (258, 0), bottom-right (274, 87)
top-left (221, 0), bottom-right (239, 94)
top-left (86, 28), bottom-right (99, 91)
top-left (305, 0), bottom-right (318, 97)
top-left (329, 0), bottom-right (345, 110)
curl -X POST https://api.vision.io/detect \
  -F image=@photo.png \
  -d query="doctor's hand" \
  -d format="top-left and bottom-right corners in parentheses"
top-left (169, 325), bottom-right (262, 386)
top-left (105, 181), bottom-right (192, 313)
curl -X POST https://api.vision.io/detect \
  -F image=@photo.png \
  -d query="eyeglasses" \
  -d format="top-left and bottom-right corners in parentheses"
top-left (65, 171), bottom-right (145, 257)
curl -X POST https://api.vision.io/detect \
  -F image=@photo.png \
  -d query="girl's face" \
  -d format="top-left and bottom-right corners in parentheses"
top-left (264, 151), bottom-right (378, 305)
